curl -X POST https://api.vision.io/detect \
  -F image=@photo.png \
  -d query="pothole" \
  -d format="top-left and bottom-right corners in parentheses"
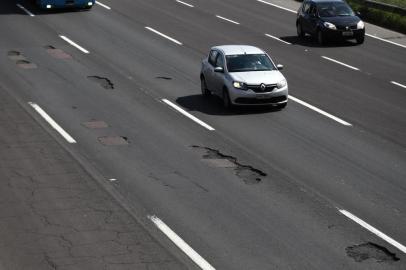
top-left (7, 50), bottom-right (26, 61)
top-left (192, 145), bottom-right (266, 184)
top-left (82, 120), bottom-right (109, 129)
top-left (156, 76), bottom-right (172, 80)
top-left (98, 136), bottom-right (128, 146)
top-left (87, 76), bottom-right (114, 90)
top-left (16, 60), bottom-right (37, 69)
top-left (45, 45), bottom-right (71, 59)
top-left (346, 242), bottom-right (400, 263)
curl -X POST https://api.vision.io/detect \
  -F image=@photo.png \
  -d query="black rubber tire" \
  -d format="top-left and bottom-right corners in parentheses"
top-left (222, 89), bottom-right (232, 109)
top-left (200, 77), bottom-right (210, 97)
top-left (297, 22), bottom-right (304, 38)
top-left (317, 30), bottom-right (325, 45)
top-left (356, 36), bottom-right (365, 44)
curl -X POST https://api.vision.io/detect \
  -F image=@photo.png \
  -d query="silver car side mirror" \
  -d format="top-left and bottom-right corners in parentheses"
top-left (214, 66), bottom-right (224, 73)
top-left (276, 64), bottom-right (284, 70)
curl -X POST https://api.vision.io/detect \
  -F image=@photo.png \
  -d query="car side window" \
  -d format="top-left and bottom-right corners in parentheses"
top-left (302, 2), bottom-right (310, 14)
top-left (208, 50), bottom-right (218, 66)
top-left (309, 4), bottom-right (317, 16)
top-left (215, 53), bottom-right (225, 68)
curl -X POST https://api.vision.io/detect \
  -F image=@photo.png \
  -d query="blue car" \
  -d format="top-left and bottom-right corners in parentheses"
top-left (35, 0), bottom-right (95, 10)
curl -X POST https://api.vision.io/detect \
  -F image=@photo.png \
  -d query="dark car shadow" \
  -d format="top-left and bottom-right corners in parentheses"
top-left (176, 94), bottom-right (281, 116)
top-left (0, 0), bottom-right (89, 15)
top-left (280, 35), bottom-right (358, 48)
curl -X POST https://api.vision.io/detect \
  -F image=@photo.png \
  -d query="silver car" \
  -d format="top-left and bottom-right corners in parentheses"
top-left (200, 45), bottom-right (288, 109)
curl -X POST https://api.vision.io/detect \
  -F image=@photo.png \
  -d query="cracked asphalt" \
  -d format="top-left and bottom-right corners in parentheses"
top-left (0, 86), bottom-right (186, 270)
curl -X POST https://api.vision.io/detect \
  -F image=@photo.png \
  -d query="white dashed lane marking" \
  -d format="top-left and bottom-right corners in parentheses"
top-left (322, 56), bottom-right (360, 71)
top-left (176, 0), bottom-right (194, 7)
top-left (265, 34), bottom-right (291, 45)
top-left (391, 81), bottom-right (406, 89)
top-left (16, 4), bottom-right (35, 17)
top-left (59, 35), bottom-right (90, 54)
top-left (216, 15), bottom-right (240, 25)
top-left (145, 27), bottom-right (183, 45)
top-left (95, 1), bottom-right (111, 10)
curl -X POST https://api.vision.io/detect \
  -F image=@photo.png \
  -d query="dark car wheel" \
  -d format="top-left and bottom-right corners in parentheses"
top-left (200, 77), bottom-right (210, 97)
top-left (222, 89), bottom-right (232, 109)
top-left (317, 30), bottom-right (326, 45)
top-left (356, 36), bottom-right (365, 44)
top-left (297, 22), bottom-right (304, 38)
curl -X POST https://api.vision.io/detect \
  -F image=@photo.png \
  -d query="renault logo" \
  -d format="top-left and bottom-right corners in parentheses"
top-left (260, 83), bottom-right (266, 91)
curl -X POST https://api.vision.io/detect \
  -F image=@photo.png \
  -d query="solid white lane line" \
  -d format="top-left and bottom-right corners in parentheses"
top-left (149, 215), bottom-right (216, 270)
top-left (59, 35), bottom-right (89, 54)
top-left (216, 15), bottom-right (240, 25)
top-left (176, 0), bottom-right (194, 7)
top-left (256, 0), bottom-right (296, 13)
top-left (162, 99), bottom-right (215, 131)
top-left (28, 102), bottom-right (77, 144)
top-left (289, 96), bottom-right (352, 126)
top-left (145, 27), bottom-right (183, 45)
top-left (16, 4), bottom-right (35, 17)
top-left (321, 56), bottom-right (360, 71)
top-left (339, 209), bottom-right (406, 254)
top-left (95, 1), bottom-right (111, 10)
top-left (366, 33), bottom-right (406, 49)
top-left (391, 81), bottom-right (406, 89)
top-left (265, 34), bottom-right (291, 45)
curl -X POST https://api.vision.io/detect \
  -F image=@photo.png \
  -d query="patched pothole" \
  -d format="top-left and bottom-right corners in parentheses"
top-left (98, 136), bottom-right (128, 146)
top-left (16, 60), bottom-right (37, 69)
top-left (346, 242), bottom-right (400, 263)
top-left (192, 145), bottom-right (266, 184)
top-left (82, 120), bottom-right (109, 129)
top-left (87, 76), bottom-right (114, 90)
top-left (45, 45), bottom-right (72, 59)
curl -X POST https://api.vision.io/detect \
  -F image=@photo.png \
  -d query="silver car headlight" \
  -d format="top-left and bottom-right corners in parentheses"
top-left (357, 20), bottom-right (365, 29)
top-left (233, 81), bottom-right (248, 90)
top-left (323, 22), bottom-right (337, 30)
top-left (277, 79), bottom-right (287, 89)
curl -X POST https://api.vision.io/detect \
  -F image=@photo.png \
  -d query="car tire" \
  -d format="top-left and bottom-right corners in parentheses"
top-left (200, 77), bottom-right (210, 97)
top-left (222, 89), bottom-right (232, 109)
top-left (317, 30), bottom-right (326, 45)
top-left (356, 36), bottom-right (365, 44)
top-left (297, 22), bottom-right (304, 38)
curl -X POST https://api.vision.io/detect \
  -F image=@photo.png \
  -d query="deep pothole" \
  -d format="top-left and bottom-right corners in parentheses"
top-left (87, 76), bottom-right (114, 90)
top-left (192, 145), bottom-right (266, 184)
top-left (346, 242), bottom-right (400, 263)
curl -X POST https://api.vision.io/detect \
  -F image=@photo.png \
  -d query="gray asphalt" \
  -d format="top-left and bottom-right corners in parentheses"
top-left (1, 0), bottom-right (405, 269)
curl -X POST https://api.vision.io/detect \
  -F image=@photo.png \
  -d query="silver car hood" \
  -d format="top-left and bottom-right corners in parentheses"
top-left (229, 70), bottom-right (285, 85)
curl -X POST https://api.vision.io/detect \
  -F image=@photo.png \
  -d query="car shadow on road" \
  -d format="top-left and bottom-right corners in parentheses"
top-left (0, 0), bottom-right (90, 15)
top-left (176, 94), bottom-right (280, 116)
top-left (280, 36), bottom-right (359, 48)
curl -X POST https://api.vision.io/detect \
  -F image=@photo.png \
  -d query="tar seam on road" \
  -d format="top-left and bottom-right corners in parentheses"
top-left (28, 102), bottom-right (77, 143)
top-left (322, 56), bottom-right (360, 71)
top-left (161, 99), bottom-right (215, 131)
top-left (59, 35), bottom-right (90, 54)
top-left (339, 209), bottom-right (406, 254)
top-left (176, 0), bottom-right (194, 8)
top-left (391, 81), bottom-right (406, 89)
top-left (145, 27), bottom-right (183, 45)
top-left (265, 34), bottom-right (292, 45)
top-left (148, 215), bottom-right (216, 270)
top-left (215, 15), bottom-right (240, 25)
top-left (95, 1), bottom-right (111, 10)
top-left (16, 4), bottom-right (35, 17)
top-left (289, 96), bottom-right (353, 126)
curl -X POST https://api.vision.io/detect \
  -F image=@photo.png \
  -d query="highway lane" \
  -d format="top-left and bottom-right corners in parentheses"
top-left (1, 0), bottom-right (406, 269)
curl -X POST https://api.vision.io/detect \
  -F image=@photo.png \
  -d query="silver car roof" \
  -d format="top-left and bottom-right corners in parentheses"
top-left (212, 45), bottom-right (265, 56)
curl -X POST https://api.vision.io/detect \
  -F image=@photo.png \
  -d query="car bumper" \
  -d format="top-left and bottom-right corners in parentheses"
top-left (229, 86), bottom-right (288, 106)
top-left (322, 28), bottom-right (365, 40)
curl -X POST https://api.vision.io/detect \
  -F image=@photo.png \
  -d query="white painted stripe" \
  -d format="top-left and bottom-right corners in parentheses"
top-left (149, 215), bottom-right (216, 270)
top-left (256, 0), bottom-right (296, 13)
top-left (145, 27), bottom-right (183, 45)
top-left (391, 81), bottom-right (406, 89)
top-left (216, 15), bottom-right (240, 25)
top-left (176, 0), bottom-right (194, 7)
top-left (28, 102), bottom-right (77, 143)
top-left (162, 99), bottom-right (215, 131)
top-left (95, 1), bottom-right (111, 10)
top-left (265, 34), bottom-right (291, 45)
top-left (322, 56), bottom-right (360, 71)
top-left (59, 35), bottom-right (89, 54)
top-left (366, 33), bottom-right (406, 49)
top-left (16, 4), bottom-right (35, 17)
top-left (289, 96), bottom-right (352, 126)
top-left (339, 209), bottom-right (406, 254)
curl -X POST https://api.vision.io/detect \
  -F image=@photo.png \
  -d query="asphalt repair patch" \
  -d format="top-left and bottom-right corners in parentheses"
top-left (45, 45), bottom-right (72, 59)
top-left (98, 136), bottom-right (129, 146)
top-left (192, 145), bottom-right (266, 184)
top-left (346, 242), bottom-right (400, 263)
top-left (8, 51), bottom-right (37, 69)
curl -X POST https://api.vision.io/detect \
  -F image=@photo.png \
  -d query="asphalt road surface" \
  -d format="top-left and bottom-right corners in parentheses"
top-left (1, 0), bottom-right (405, 269)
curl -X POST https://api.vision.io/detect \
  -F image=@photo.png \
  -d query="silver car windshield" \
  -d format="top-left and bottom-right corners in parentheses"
top-left (226, 54), bottom-right (275, 72)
